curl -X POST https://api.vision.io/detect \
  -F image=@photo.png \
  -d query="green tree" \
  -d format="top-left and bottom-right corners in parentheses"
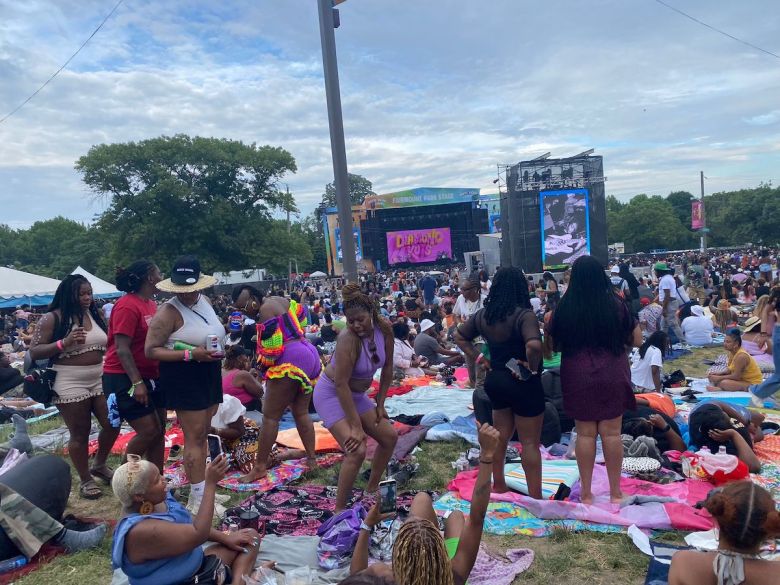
top-left (606, 194), bottom-right (626, 213)
top-left (0, 225), bottom-right (17, 267)
top-left (608, 195), bottom-right (693, 253)
top-left (321, 173), bottom-right (373, 209)
top-left (76, 135), bottom-right (297, 273)
top-left (300, 213), bottom-right (328, 273)
top-left (666, 191), bottom-right (694, 229)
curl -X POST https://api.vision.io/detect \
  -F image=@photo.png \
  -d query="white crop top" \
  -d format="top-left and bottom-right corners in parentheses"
top-left (165, 295), bottom-right (225, 349)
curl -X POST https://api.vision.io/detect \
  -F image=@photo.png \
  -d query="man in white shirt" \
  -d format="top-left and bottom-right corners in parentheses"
top-left (681, 305), bottom-right (715, 346)
top-left (655, 262), bottom-right (684, 343)
top-left (453, 275), bottom-right (486, 388)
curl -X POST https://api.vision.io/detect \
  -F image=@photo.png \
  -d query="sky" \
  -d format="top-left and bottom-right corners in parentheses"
top-left (1, 0), bottom-right (779, 229)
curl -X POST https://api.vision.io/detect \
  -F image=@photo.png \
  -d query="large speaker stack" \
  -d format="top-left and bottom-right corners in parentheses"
top-left (500, 152), bottom-right (607, 273)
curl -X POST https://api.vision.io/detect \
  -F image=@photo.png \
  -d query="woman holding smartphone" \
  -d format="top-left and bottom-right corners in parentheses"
top-left (455, 267), bottom-right (544, 498)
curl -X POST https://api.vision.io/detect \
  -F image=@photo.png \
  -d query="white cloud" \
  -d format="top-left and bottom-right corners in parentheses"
top-left (0, 0), bottom-right (778, 227)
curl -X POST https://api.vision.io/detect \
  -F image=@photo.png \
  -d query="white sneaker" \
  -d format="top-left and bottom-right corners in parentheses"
top-left (750, 392), bottom-right (765, 408)
top-left (185, 491), bottom-right (202, 515)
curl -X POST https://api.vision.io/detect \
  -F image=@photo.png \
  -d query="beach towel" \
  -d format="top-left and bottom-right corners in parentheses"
top-left (504, 459), bottom-right (580, 499)
top-left (276, 422), bottom-right (341, 453)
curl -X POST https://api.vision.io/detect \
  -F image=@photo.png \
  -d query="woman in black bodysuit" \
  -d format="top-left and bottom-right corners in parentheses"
top-left (455, 267), bottom-right (544, 498)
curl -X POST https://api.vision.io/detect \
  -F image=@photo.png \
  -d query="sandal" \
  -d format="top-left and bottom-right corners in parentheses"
top-left (167, 445), bottom-right (183, 462)
top-left (80, 480), bottom-right (102, 500)
top-left (90, 465), bottom-right (114, 485)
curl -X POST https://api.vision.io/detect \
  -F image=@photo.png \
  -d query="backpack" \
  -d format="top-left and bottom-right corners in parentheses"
top-left (612, 278), bottom-right (627, 299)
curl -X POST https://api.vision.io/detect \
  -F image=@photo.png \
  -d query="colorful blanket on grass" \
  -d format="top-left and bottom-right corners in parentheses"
top-left (220, 484), bottom-right (434, 536)
top-left (164, 453), bottom-right (343, 492)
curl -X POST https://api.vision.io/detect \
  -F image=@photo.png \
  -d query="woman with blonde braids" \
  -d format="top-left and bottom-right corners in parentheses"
top-left (313, 283), bottom-right (398, 512)
top-left (350, 423), bottom-right (501, 585)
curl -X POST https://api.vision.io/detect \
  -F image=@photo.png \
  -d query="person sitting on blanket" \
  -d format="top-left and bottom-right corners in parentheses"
top-left (112, 453), bottom-right (270, 585)
top-left (707, 328), bottom-right (764, 392)
top-left (349, 423), bottom-right (501, 585)
top-left (222, 345), bottom-right (264, 412)
top-left (210, 394), bottom-right (308, 475)
top-left (688, 402), bottom-right (762, 473)
top-left (668, 481), bottom-right (780, 585)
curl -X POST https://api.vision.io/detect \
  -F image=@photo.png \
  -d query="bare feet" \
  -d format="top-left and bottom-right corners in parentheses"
top-left (492, 483), bottom-right (509, 494)
top-left (610, 492), bottom-right (625, 504)
top-left (306, 456), bottom-right (318, 469)
top-left (706, 385), bottom-right (720, 392)
top-left (239, 466), bottom-right (268, 484)
top-left (579, 493), bottom-right (594, 505)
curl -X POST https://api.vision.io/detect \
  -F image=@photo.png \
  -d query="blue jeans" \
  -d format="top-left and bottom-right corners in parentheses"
top-left (750, 325), bottom-right (780, 399)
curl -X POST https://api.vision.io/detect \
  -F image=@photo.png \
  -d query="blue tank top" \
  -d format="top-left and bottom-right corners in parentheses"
top-left (112, 493), bottom-right (203, 585)
top-left (330, 326), bottom-right (386, 379)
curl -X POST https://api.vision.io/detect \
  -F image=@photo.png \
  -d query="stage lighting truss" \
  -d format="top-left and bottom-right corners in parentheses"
top-left (499, 152), bottom-right (605, 193)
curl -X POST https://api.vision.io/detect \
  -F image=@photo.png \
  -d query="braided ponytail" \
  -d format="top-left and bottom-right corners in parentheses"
top-left (392, 518), bottom-right (453, 585)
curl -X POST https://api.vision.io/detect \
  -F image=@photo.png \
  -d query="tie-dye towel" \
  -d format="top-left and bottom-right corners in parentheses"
top-left (164, 453), bottom-right (343, 492)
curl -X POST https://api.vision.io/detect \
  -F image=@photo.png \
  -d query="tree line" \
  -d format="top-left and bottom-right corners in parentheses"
top-left (1, 134), bottom-right (776, 281)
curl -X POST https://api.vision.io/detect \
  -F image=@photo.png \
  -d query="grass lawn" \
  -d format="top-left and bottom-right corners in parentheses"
top-left (14, 345), bottom-right (722, 584)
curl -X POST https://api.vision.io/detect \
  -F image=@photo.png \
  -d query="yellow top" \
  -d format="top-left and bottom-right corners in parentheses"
top-left (728, 348), bottom-right (764, 385)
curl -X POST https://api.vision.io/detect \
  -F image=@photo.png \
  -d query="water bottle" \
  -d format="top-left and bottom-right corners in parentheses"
top-left (718, 446), bottom-right (727, 455)
top-left (0, 555), bottom-right (27, 574)
top-left (698, 445), bottom-right (711, 456)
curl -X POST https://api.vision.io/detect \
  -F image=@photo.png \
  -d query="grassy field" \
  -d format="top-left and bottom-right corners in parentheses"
top-left (14, 346), bottom-right (722, 584)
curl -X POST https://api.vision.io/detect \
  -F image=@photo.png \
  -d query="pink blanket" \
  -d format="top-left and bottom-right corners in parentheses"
top-left (447, 464), bottom-right (713, 531)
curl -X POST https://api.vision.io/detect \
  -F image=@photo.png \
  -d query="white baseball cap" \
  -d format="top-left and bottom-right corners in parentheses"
top-left (420, 319), bottom-right (436, 332)
top-left (610, 266), bottom-right (620, 274)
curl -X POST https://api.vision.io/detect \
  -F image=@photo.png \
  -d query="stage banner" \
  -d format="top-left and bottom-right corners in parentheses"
top-left (540, 189), bottom-right (591, 269)
top-left (691, 200), bottom-right (704, 230)
top-left (386, 227), bottom-right (452, 265)
top-left (365, 188), bottom-right (479, 210)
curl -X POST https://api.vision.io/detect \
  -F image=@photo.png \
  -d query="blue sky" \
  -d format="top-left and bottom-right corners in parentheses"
top-left (1, 0), bottom-right (778, 228)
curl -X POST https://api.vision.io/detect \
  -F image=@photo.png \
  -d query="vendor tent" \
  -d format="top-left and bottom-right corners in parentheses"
top-left (309, 271), bottom-right (328, 279)
top-left (0, 267), bottom-right (61, 308)
top-left (71, 266), bottom-right (122, 299)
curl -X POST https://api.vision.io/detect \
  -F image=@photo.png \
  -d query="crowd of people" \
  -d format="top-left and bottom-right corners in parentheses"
top-left (0, 245), bottom-right (778, 584)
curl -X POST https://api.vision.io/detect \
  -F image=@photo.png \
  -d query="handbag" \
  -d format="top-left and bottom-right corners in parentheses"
top-left (181, 554), bottom-right (229, 585)
top-left (23, 314), bottom-right (59, 406)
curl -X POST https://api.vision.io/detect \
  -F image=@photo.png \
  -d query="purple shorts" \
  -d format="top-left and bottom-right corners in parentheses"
top-left (313, 372), bottom-right (376, 428)
top-left (265, 340), bottom-right (322, 394)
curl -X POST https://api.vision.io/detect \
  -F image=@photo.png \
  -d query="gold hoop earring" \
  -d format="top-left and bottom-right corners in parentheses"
top-left (139, 501), bottom-right (154, 515)
top-left (251, 301), bottom-right (258, 309)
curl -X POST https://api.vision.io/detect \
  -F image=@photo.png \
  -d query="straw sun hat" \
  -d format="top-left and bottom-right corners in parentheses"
top-left (156, 255), bottom-right (217, 293)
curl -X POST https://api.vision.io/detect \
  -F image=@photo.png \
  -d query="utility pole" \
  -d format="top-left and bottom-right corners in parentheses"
top-left (286, 185), bottom-right (293, 292)
top-left (700, 171), bottom-right (707, 251)
top-left (317, 0), bottom-right (357, 283)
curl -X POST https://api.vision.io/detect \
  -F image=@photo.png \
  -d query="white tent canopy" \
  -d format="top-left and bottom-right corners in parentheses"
top-left (71, 266), bottom-right (122, 299)
top-left (0, 267), bottom-right (62, 308)
top-left (309, 271), bottom-right (328, 279)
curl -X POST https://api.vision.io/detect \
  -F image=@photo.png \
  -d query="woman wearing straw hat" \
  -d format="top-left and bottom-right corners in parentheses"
top-left (145, 256), bottom-right (224, 513)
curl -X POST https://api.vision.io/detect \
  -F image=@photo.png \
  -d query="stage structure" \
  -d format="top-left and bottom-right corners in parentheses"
top-left (499, 150), bottom-right (607, 273)
top-left (323, 187), bottom-right (490, 274)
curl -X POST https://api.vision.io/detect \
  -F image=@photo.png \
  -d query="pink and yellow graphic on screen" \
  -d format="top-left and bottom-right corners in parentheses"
top-left (386, 227), bottom-right (452, 265)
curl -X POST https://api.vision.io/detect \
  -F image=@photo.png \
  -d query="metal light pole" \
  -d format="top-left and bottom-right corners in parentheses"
top-left (317, 0), bottom-right (357, 283)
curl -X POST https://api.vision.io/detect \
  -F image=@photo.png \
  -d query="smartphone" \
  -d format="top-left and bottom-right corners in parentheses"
top-left (207, 434), bottom-right (223, 462)
top-left (505, 358), bottom-right (533, 381)
top-left (378, 478), bottom-right (397, 514)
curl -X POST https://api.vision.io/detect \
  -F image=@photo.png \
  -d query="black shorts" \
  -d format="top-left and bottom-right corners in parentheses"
top-left (160, 361), bottom-right (223, 411)
top-left (484, 368), bottom-right (545, 417)
top-left (103, 373), bottom-right (165, 421)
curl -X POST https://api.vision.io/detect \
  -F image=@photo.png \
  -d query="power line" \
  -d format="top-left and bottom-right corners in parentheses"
top-left (0, 0), bottom-right (125, 125)
top-left (653, 0), bottom-right (780, 60)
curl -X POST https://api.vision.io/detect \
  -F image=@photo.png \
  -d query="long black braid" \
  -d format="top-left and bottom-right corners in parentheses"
top-left (48, 275), bottom-right (108, 341)
top-left (483, 267), bottom-right (531, 325)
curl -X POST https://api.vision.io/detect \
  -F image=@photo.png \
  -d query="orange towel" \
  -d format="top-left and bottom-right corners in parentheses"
top-left (276, 422), bottom-right (341, 452)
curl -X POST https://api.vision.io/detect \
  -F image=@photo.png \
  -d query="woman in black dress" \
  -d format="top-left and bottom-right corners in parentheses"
top-left (546, 256), bottom-right (642, 504)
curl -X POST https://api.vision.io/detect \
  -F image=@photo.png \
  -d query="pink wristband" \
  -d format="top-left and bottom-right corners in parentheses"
top-left (183, 350), bottom-right (190, 362)
top-left (56, 339), bottom-right (64, 351)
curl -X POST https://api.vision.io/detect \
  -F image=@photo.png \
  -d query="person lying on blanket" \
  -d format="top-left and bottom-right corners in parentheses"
top-left (688, 402), bottom-right (762, 473)
top-left (210, 394), bottom-right (308, 474)
top-left (622, 405), bottom-right (687, 453)
top-left (668, 481), bottom-right (780, 585)
top-left (112, 453), bottom-right (275, 585)
top-left (348, 423), bottom-right (501, 585)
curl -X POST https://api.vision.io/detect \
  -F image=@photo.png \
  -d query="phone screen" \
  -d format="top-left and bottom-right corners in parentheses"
top-left (379, 479), bottom-right (397, 514)
top-left (505, 358), bottom-right (532, 381)
top-left (207, 434), bottom-right (223, 461)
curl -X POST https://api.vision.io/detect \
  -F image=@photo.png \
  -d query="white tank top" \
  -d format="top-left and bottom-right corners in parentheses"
top-left (165, 295), bottom-right (225, 349)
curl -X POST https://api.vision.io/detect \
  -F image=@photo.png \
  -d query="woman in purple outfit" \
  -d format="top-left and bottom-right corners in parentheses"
top-left (313, 284), bottom-right (397, 512)
top-left (546, 255), bottom-right (642, 504)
